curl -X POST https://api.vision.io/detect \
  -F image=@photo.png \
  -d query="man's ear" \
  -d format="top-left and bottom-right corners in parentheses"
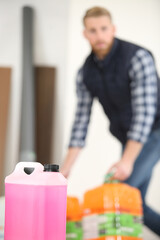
top-left (113, 24), bottom-right (116, 35)
top-left (83, 29), bottom-right (88, 39)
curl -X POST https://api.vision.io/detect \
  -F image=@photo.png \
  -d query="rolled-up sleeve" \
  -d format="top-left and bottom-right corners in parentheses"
top-left (68, 68), bottom-right (93, 147)
top-left (127, 49), bottom-right (158, 143)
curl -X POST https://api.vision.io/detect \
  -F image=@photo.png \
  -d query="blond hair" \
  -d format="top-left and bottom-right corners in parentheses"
top-left (83, 6), bottom-right (112, 25)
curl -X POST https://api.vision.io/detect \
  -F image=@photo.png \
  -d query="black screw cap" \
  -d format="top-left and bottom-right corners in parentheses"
top-left (44, 164), bottom-right (59, 172)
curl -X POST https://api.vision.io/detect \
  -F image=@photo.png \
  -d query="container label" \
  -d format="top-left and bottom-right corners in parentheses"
top-left (66, 221), bottom-right (83, 240)
top-left (82, 213), bottom-right (143, 239)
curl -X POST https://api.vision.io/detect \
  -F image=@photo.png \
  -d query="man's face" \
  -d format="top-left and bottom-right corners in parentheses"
top-left (83, 16), bottom-right (115, 57)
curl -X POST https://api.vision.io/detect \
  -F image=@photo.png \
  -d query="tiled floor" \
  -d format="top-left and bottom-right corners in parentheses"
top-left (143, 227), bottom-right (160, 240)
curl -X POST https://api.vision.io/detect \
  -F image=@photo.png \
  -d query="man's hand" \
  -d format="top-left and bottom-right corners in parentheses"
top-left (107, 159), bottom-right (134, 181)
top-left (60, 165), bottom-right (71, 179)
top-left (107, 140), bottom-right (143, 181)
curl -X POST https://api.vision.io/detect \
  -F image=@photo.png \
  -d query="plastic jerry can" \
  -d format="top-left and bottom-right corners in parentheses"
top-left (4, 162), bottom-right (67, 240)
top-left (66, 196), bottom-right (83, 240)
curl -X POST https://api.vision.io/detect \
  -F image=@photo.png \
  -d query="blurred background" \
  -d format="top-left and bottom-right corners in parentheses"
top-left (0, 0), bottom-right (160, 239)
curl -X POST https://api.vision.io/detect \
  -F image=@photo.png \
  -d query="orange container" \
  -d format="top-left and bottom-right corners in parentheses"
top-left (67, 196), bottom-right (82, 221)
top-left (82, 183), bottom-right (143, 240)
top-left (83, 183), bottom-right (142, 215)
top-left (93, 237), bottom-right (142, 240)
top-left (66, 196), bottom-right (83, 240)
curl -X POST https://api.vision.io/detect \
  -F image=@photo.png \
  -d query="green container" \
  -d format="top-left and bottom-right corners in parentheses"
top-left (97, 213), bottom-right (143, 237)
top-left (66, 221), bottom-right (83, 240)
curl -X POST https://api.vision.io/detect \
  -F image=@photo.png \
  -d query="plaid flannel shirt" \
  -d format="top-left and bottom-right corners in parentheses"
top-left (69, 49), bottom-right (158, 147)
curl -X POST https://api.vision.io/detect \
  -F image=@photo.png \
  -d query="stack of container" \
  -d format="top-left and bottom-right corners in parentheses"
top-left (66, 196), bottom-right (83, 240)
top-left (82, 179), bottom-right (143, 240)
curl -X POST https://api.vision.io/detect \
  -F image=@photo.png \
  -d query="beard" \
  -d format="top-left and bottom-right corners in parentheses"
top-left (92, 41), bottom-right (112, 57)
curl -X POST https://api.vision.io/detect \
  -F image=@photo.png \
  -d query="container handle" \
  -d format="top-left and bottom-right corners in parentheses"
top-left (14, 162), bottom-right (44, 174)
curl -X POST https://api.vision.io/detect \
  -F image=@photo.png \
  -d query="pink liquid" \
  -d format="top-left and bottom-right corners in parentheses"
top-left (5, 183), bottom-right (67, 240)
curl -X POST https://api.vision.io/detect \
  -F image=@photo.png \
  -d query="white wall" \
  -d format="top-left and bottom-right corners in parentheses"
top-left (0, 0), bottom-right (69, 176)
top-left (64, 0), bottom-right (160, 239)
top-left (0, 0), bottom-right (160, 238)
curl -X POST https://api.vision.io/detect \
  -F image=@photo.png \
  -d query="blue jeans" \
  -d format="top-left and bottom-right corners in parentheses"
top-left (123, 127), bottom-right (160, 236)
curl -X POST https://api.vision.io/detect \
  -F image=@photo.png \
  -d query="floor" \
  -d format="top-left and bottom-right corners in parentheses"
top-left (0, 197), bottom-right (159, 240)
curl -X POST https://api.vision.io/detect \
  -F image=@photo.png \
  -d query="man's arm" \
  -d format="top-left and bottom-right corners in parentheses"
top-left (60, 147), bottom-right (82, 178)
top-left (108, 49), bottom-right (158, 180)
top-left (61, 68), bottom-right (93, 178)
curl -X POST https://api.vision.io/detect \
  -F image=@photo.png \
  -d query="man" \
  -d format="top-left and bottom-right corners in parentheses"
top-left (61, 7), bottom-right (160, 235)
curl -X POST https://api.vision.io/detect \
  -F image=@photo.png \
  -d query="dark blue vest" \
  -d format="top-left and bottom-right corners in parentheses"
top-left (83, 38), bottom-right (160, 144)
